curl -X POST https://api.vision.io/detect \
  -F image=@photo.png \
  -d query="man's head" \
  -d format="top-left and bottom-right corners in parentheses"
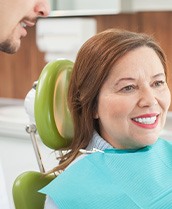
top-left (0, 0), bottom-right (50, 53)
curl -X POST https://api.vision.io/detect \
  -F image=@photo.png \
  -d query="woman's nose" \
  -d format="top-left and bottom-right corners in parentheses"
top-left (138, 87), bottom-right (158, 108)
top-left (34, 0), bottom-right (51, 17)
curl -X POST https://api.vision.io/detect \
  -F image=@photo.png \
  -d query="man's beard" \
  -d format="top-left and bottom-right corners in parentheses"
top-left (0, 39), bottom-right (18, 54)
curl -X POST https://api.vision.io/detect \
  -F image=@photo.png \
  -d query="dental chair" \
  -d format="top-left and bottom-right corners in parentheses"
top-left (12, 59), bottom-right (74, 209)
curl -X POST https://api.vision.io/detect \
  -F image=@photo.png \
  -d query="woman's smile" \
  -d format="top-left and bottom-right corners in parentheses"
top-left (131, 113), bottom-right (159, 129)
top-left (95, 46), bottom-right (171, 149)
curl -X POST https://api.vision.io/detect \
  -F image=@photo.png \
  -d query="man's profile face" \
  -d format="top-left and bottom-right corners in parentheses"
top-left (0, 0), bottom-right (50, 53)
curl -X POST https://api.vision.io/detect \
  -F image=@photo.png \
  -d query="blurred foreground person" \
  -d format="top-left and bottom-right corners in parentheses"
top-left (0, 0), bottom-right (50, 53)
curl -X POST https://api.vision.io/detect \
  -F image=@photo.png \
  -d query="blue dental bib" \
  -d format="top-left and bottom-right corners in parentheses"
top-left (40, 139), bottom-right (172, 209)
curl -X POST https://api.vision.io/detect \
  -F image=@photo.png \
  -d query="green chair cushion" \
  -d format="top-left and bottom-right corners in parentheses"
top-left (12, 171), bottom-right (55, 209)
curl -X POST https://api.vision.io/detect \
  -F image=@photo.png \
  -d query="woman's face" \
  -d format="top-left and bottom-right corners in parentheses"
top-left (95, 46), bottom-right (171, 149)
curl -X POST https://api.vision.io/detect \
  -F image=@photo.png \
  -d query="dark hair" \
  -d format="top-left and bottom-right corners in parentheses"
top-left (52, 28), bottom-right (168, 172)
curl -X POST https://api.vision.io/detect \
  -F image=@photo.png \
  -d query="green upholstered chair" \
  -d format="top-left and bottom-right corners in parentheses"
top-left (12, 59), bottom-right (74, 209)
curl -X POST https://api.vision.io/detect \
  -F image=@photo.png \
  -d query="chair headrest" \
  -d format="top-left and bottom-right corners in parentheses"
top-left (34, 59), bottom-right (74, 150)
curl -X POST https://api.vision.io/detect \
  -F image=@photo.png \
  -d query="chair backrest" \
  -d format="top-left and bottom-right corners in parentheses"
top-left (12, 59), bottom-right (74, 209)
top-left (35, 59), bottom-right (74, 149)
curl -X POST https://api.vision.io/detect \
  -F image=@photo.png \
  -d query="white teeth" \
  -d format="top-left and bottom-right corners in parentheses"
top-left (21, 22), bottom-right (27, 28)
top-left (133, 116), bottom-right (156, 124)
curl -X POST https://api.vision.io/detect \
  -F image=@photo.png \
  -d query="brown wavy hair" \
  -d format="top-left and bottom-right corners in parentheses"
top-left (51, 28), bottom-right (168, 173)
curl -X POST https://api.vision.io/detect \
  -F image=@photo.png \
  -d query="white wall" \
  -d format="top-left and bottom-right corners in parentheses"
top-left (0, 134), bottom-right (58, 209)
top-left (52, 0), bottom-right (172, 12)
top-left (54, 0), bottom-right (119, 10)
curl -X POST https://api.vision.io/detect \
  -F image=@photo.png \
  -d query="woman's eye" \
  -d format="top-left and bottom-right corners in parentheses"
top-left (120, 85), bottom-right (136, 93)
top-left (153, 80), bottom-right (165, 87)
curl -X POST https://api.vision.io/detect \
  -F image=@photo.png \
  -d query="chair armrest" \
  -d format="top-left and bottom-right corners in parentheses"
top-left (12, 171), bottom-right (55, 209)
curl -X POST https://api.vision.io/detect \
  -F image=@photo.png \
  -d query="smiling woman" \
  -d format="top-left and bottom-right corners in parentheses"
top-left (38, 29), bottom-right (172, 209)
top-left (95, 46), bottom-right (170, 149)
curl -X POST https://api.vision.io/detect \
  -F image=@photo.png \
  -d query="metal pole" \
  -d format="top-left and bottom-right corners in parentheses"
top-left (25, 124), bottom-right (45, 173)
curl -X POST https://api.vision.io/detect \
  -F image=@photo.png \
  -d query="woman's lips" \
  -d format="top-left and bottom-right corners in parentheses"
top-left (131, 113), bottom-right (159, 129)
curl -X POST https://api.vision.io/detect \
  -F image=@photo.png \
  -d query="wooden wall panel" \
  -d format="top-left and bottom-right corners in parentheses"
top-left (0, 27), bottom-right (46, 99)
top-left (95, 13), bottom-right (139, 32)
